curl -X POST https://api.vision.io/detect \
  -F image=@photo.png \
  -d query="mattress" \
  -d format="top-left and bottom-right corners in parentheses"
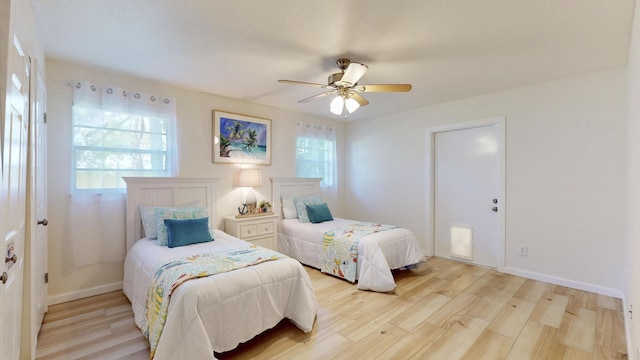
top-left (123, 229), bottom-right (318, 360)
top-left (278, 218), bottom-right (425, 292)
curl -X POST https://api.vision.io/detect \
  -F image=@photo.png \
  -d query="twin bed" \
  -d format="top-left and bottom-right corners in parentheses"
top-left (271, 178), bottom-right (425, 292)
top-left (122, 177), bottom-right (424, 359)
top-left (121, 177), bottom-right (317, 360)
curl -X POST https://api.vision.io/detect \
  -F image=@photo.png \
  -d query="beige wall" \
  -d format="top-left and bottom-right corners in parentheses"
top-left (45, 59), bottom-right (345, 303)
top-left (626, 1), bottom-right (640, 357)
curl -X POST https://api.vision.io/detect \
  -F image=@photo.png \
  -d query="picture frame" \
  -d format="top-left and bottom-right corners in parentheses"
top-left (212, 110), bottom-right (272, 165)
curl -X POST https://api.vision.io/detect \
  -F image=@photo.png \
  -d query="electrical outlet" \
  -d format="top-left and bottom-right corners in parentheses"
top-left (519, 246), bottom-right (528, 257)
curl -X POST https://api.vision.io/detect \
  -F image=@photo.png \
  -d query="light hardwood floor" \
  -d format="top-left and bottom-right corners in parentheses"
top-left (36, 257), bottom-right (628, 359)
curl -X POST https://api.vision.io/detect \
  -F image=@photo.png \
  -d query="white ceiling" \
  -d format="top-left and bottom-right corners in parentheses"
top-left (31, 0), bottom-right (635, 121)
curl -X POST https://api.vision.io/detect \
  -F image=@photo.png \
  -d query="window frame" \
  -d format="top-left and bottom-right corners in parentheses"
top-left (71, 104), bottom-right (173, 191)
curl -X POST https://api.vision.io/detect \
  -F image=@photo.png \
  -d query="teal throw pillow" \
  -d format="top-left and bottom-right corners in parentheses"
top-left (164, 217), bottom-right (213, 248)
top-left (306, 203), bottom-right (334, 223)
top-left (293, 196), bottom-right (323, 223)
top-left (155, 207), bottom-right (209, 246)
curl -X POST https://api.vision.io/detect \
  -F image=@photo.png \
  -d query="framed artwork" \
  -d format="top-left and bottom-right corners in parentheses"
top-left (212, 110), bottom-right (272, 165)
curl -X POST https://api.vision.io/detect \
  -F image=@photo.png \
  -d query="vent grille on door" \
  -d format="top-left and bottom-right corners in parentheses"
top-left (450, 224), bottom-right (473, 261)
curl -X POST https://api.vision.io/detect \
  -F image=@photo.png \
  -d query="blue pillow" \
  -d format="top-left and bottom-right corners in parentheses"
top-left (163, 217), bottom-right (213, 248)
top-left (306, 203), bottom-right (333, 223)
top-left (155, 207), bottom-right (209, 246)
top-left (293, 196), bottom-right (323, 223)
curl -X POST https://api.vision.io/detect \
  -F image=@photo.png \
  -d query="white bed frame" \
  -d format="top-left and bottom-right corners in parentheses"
top-left (270, 177), bottom-right (322, 218)
top-left (123, 177), bottom-right (219, 251)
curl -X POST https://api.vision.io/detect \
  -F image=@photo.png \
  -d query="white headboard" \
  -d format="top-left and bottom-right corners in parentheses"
top-left (270, 177), bottom-right (322, 218)
top-left (123, 177), bottom-right (219, 251)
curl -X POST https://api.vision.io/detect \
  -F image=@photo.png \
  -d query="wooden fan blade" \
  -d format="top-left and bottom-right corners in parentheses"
top-left (340, 62), bottom-right (368, 86)
top-left (298, 90), bottom-right (336, 103)
top-left (349, 92), bottom-right (369, 106)
top-left (356, 84), bottom-right (412, 92)
top-left (279, 79), bottom-right (329, 88)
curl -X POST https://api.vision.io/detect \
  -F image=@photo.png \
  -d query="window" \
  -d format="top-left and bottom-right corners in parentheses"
top-left (296, 122), bottom-right (336, 188)
top-left (72, 82), bottom-right (176, 190)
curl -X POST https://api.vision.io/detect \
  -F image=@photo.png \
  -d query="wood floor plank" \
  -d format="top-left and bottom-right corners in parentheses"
top-left (374, 321), bottom-right (446, 360)
top-left (488, 297), bottom-right (537, 339)
top-left (529, 293), bottom-right (570, 328)
top-left (426, 291), bottom-right (478, 329)
top-left (333, 323), bottom-right (407, 360)
top-left (419, 315), bottom-right (490, 360)
top-left (556, 307), bottom-right (596, 353)
top-left (596, 306), bottom-right (628, 355)
top-left (36, 257), bottom-right (628, 360)
top-left (288, 333), bottom-right (353, 360)
top-left (390, 292), bottom-right (450, 331)
top-left (462, 330), bottom-right (515, 360)
top-left (506, 320), bottom-right (558, 360)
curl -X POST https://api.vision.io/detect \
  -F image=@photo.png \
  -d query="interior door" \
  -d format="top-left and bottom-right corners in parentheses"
top-left (1, 34), bottom-right (30, 360)
top-left (21, 59), bottom-right (47, 359)
top-left (434, 124), bottom-right (499, 268)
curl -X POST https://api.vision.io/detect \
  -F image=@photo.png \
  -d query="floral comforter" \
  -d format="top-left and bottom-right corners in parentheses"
top-left (143, 246), bottom-right (284, 359)
top-left (321, 223), bottom-right (397, 283)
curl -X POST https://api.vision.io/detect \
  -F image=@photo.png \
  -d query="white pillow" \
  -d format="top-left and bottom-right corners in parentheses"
top-left (281, 195), bottom-right (298, 219)
top-left (139, 205), bottom-right (159, 239)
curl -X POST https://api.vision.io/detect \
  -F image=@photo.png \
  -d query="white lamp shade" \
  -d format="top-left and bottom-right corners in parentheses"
top-left (345, 97), bottom-right (360, 113)
top-left (234, 169), bottom-right (262, 187)
top-left (330, 96), bottom-right (344, 115)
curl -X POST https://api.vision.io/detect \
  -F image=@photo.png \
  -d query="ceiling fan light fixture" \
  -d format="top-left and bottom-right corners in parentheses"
top-left (345, 97), bottom-right (360, 113)
top-left (330, 96), bottom-right (344, 115)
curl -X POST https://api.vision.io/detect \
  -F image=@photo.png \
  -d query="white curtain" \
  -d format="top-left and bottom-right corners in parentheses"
top-left (69, 81), bottom-right (177, 266)
top-left (296, 122), bottom-right (337, 189)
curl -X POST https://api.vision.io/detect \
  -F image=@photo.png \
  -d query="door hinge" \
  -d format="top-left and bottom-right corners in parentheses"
top-left (44, 112), bottom-right (47, 124)
top-left (44, 272), bottom-right (48, 284)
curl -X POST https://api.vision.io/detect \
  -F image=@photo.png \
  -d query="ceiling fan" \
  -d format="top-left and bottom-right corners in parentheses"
top-left (278, 58), bottom-right (412, 116)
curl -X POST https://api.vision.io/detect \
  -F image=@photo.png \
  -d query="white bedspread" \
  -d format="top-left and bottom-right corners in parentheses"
top-left (123, 230), bottom-right (318, 360)
top-left (278, 218), bottom-right (425, 292)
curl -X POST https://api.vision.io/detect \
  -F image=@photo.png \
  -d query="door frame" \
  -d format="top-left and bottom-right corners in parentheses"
top-left (425, 116), bottom-right (506, 270)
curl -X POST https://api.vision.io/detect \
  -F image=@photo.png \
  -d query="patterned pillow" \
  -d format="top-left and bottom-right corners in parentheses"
top-left (293, 196), bottom-right (323, 223)
top-left (154, 207), bottom-right (209, 246)
top-left (139, 201), bottom-right (201, 239)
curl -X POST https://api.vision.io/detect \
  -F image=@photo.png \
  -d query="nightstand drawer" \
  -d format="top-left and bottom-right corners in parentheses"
top-left (257, 221), bottom-right (274, 235)
top-left (240, 223), bottom-right (258, 238)
top-left (239, 220), bottom-right (275, 238)
top-left (224, 213), bottom-right (279, 250)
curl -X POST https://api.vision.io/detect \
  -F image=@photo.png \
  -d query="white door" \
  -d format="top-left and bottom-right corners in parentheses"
top-left (21, 59), bottom-right (47, 359)
top-left (434, 124), bottom-right (500, 268)
top-left (1, 34), bottom-right (30, 360)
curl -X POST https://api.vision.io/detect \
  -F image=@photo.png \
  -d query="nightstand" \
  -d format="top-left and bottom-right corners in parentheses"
top-left (224, 213), bottom-right (279, 250)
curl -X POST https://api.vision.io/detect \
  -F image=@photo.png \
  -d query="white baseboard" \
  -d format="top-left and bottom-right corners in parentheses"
top-left (47, 281), bottom-right (123, 306)
top-left (502, 267), bottom-right (624, 299)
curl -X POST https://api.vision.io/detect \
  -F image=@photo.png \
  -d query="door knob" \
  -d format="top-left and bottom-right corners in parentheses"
top-left (5, 254), bottom-right (16, 263)
top-left (492, 207), bottom-right (498, 212)
top-left (492, 199), bottom-right (498, 204)
top-left (38, 219), bottom-right (48, 226)
top-left (0, 272), bottom-right (7, 284)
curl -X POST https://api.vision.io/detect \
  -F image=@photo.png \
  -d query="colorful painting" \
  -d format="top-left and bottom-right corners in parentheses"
top-left (212, 110), bottom-right (271, 165)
